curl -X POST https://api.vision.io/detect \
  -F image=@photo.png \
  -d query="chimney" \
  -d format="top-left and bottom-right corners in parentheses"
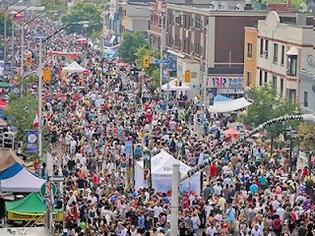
top-left (296, 13), bottom-right (306, 25)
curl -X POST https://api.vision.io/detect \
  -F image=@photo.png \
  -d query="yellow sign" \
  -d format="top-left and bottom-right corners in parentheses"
top-left (43, 67), bottom-right (51, 82)
top-left (184, 70), bottom-right (192, 83)
top-left (7, 211), bottom-right (64, 222)
top-left (143, 56), bottom-right (150, 68)
top-left (25, 54), bottom-right (32, 66)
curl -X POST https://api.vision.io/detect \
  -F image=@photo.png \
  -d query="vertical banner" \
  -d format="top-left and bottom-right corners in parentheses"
top-left (25, 129), bottom-right (38, 153)
top-left (143, 150), bottom-right (152, 188)
top-left (0, 48), bottom-right (3, 60)
top-left (0, 109), bottom-right (4, 119)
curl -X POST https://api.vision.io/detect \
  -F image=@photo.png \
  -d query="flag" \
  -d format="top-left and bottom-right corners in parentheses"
top-left (32, 112), bottom-right (39, 128)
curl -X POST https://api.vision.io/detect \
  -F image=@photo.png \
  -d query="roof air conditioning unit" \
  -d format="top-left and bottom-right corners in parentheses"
top-left (235, 3), bottom-right (245, 11)
top-left (218, 2), bottom-right (228, 10)
top-left (209, 1), bottom-right (218, 11)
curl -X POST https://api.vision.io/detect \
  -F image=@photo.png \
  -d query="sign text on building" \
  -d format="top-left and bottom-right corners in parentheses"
top-left (208, 76), bottom-right (243, 89)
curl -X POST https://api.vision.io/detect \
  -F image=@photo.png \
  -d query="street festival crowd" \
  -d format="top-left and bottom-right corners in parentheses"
top-left (4, 15), bottom-right (315, 236)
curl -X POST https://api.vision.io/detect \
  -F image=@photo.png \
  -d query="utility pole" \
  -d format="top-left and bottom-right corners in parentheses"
top-left (38, 37), bottom-right (43, 159)
top-left (170, 164), bottom-right (180, 236)
top-left (20, 24), bottom-right (24, 94)
top-left (203, 18), bottom-right (209, 114)
top-left (159, 15), bottom-right (164, 94)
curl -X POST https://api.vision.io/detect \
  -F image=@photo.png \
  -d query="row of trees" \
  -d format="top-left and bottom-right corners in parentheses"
top-left (119, 32), bottom-right (161, 89)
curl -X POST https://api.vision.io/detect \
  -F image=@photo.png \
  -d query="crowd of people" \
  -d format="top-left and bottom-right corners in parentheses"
top-left (4, 14), bottom-right (315, 236)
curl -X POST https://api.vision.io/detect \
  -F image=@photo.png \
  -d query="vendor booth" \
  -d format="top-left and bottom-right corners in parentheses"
top-left (62, 61), bottom-right (87, 74)
top-left (161, 79), bottom-right (190, 92)
top-left (208, 97), bottom-right (251, 113)
top-left (5, 193), bottom-right (64, 222)
top-left (134, 150), bottom-right (200, 193)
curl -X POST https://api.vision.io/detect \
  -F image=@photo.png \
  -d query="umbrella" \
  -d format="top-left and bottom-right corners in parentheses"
top-left (0, 82), bottom-right (11, 89)
top-left (76, 38), bottom-right (88, 45)
top-left (0, 99), bottom-right (7, 109)
top-left (224, 128), bottom-right (239, 138)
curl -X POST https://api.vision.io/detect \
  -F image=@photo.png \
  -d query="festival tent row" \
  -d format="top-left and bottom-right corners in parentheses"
top-left (0, 150), bottom-right (46, 192)
top-left (5, 193), bottom-right (63, 222)
top-left (134, 150), bottom-right (200, 193)
top-left (208, 97), bottom-right (252, 113)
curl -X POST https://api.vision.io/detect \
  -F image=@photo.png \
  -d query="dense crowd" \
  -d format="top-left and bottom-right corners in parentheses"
top-left (4, 14), bottom-right (315, 236)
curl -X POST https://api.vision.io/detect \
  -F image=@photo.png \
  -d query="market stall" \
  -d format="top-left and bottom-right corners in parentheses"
top-left (134, 150), bottom-right (200, 193)
top-left (208, 97), bottom-right (251, 113)
top-left (5, 193), bottom-right (64, 222)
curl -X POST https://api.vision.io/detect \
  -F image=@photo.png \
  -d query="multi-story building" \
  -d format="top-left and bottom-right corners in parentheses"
top-left (147, 0), bottom-right (165, 50)
top-left (249, 11), bottom-right (314, 105)
top-left (120, 0), bottom-right (153, 35)
top-left (165, 4), bottom-right (306, 99)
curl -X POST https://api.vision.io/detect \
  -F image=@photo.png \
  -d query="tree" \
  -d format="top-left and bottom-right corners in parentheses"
top-left (5, 93), bottom-right (37, 139)
top-left (40, 0), bottom-right (66, 12)
top-left (0, 14), bottom-right (12, 37)
top-left (61, 2), bottom-right (102, 36)
top-left (298, 123), bottom-right (315, 152)
top-left (239, 85), bottom-right (297, 154)
top-left (118, 32), bottom-right (147, 63)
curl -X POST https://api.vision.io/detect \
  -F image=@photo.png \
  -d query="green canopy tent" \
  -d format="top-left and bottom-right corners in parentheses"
top-left (5, 193), bottom-right (63, 222)
top-left (0, 82), bottom-right (11, 88)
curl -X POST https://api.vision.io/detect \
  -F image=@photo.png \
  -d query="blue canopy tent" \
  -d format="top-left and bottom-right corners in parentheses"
top-left (214, 95), bottom-right (231, 102)
top-left (0, 163), bottom-right (23, 180)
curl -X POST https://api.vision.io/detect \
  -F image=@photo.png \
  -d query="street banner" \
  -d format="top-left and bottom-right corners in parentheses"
top-left (25, 129), bottom-right (38, 153)
top-left (0, 109), bottom-right (4, 118)
top-left (0, 48), bottom-right (3, 60)
top-left (4, 63), bottom-right (11, 75)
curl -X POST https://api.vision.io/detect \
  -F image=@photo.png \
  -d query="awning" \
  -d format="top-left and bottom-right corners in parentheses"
top-left (208, 97), bottom-right (251, 113)
top-left (287, 47), bottom-right (298, 55)
top-left (161, 79), bottom-right (190, 92)
top-left (63, 61), bottom-right (86, 74)
top-left (166, 49), bottom-right (185, 59)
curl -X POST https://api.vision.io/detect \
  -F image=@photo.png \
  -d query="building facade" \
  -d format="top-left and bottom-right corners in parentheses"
top-left (165, 4), bottom-right (304, 98)
top-left (244, 27), bottom-right (258, 89)
top-left (147, 0), bottom-right (165, 50)
top-left (255, 11), bottom-right (314, 104)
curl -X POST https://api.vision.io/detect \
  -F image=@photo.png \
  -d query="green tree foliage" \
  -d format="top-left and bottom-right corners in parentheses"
top-left (61, 2), bottom-right (102, 36)
top-left (40, 0), bottom-right (66, 12)
top-left (0, 14), bottom-right (12, 36)
top-left (5, 93), bottom-right (37, 139)
top-left (239, 85), bottom-right (297, 136)
top-left (118, 32), bottom-right (147, 63)
top-left (136, 46), bottom-right (161, 90)
top-left (298, 124), bottom-right (315, 152)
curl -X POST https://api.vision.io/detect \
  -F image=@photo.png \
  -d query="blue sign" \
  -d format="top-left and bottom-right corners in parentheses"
top-left (166, 54), bottom-right (177, 72)
top-left (25, 129), bottom-right (38, 153)
top-left (0, 109), bottom-right (4, 119)
top-left (4, 63), bottom-right (11, 75)
top-left (0, 48), bottom-right (3, 60)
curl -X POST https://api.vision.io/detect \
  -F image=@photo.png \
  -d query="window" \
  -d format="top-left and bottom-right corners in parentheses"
top-left (264, 71), bottom-right (268, 83)
top-left (246, 71), bottom-right (252, 87)
top-left (281, 45), bottom-right (285, 65)
top-left (288, 89), bottom-right (296, 103)
top-left (304, 91), bottom-right (308, 107)
top-left (259, 69), bottom-right (263, 86)
top-left (287, 55), bottom-right (297, 76)
top-left (175, 15), bottom-right (181, 25)
top-left (273, 43), bottom-right (278, 63)
top-left (247, 43), bottom-right (253, 58)
top-left (280, 78), bottom-right (284, 97)
top-left (260, 38), bottom-right (264, 56)
top-left (265, 40), bottom-right (269, 58)
top-left (272, 76), bottom-right (277, 91)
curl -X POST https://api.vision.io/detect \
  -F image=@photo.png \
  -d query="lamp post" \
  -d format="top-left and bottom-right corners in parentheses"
top-left (143, 147), bottom-right (152, 189)
top-left (3, 0), bottom-right (20, 62)
top-left (160, 14), bottom-right (165, 94)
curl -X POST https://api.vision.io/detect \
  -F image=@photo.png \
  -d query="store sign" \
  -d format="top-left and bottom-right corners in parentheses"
top-left (208, 77), bottom-right (243, 89)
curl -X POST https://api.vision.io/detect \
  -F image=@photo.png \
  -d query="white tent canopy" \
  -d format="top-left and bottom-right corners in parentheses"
top-left (0, 168), bottom-right (46, 192)
top-left (208, 97), bottom-right (251, 113)
top-left (161, 79), bottom-right (190, 92)
top-left (63, 61), bottom-right (86, 73)
top-left (135, 150), bottom-right (200, 193)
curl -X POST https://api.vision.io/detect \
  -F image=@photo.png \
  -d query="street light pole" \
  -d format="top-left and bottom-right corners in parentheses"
top-left (38, 37), bottom-right (43, 159)
top-left (170, 164), bottom-right (180, 236)
top-left (203, 20), bottom-right (209, 113)
top-left (159, 15), bottom-right (164, 94)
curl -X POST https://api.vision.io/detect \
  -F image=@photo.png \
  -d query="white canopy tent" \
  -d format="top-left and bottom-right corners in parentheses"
top-left (63, 61), bottom-right (86, 73)
top-left (135, 150), bottom-right (200, 193)
top-left (161, 79), bottom-right (190, 92)
top-left (208, 97), bottom-right (252, 113)
top-left (0, 168), bottom-right (46, 192)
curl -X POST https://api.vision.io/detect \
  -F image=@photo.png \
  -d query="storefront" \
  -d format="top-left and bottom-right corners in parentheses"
top-left (207, 75), bottom-right (244, 99)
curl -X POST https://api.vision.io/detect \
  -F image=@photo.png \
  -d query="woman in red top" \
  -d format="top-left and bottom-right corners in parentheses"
top-left (209, 162), bottom-right (217, 178)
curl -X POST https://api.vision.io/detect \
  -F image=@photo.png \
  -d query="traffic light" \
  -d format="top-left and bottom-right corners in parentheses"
top-left (143, 56), bottom-right (150, 68)
top-left (25, 53), bottom-right (32, 66)
top-left (43, 67), bottom-right (51, 83)
top-left (184, 70), bottom-right (192, 83)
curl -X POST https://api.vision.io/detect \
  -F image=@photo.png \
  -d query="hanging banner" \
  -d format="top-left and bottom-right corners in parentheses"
top-left (143, 150), bottom-right (152, 188)
top-left (25, 129), bottom-right (38, 153)
top-left (0, 109), bottom-right (4, 119)
top-left (0, 48), bottom-right (3, 60)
